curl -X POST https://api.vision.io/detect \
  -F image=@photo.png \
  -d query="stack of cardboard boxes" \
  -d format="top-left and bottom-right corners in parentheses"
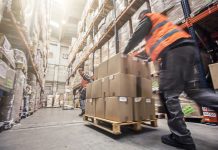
top-left (85, 53), bottom-right (155, 122)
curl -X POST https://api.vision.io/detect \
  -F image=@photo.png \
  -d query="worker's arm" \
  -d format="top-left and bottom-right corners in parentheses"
top-left (123, 16), bottom-right (152, 54)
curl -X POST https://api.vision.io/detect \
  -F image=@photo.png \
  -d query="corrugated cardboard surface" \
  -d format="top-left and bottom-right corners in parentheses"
top-left (209, 63), bottom-right (218, 90)
top-left (133, 98), bottom-right (146, 121)
top-left (139, 78), bottom-right (152, 98)
top-left (91, 80), bottom-right (102, 98)
top-left (86, 83), bottom-right (92, 99)
top-left (95, 98), bottom-right (105, 118)
top-left (105, 97), bottom-right (133, 122)
top-left (108, 53), bottom-right (129, 76)
top-left (98, 60), bottom-right (108, 79)
top-left (144, 98), bottom-right (156, 120)
top-left (85, 99), bottom-right (96, 117)
top-left (102, 77), bottom-right (110, 97)
top-left (109, 73), bottom-right (137, 97)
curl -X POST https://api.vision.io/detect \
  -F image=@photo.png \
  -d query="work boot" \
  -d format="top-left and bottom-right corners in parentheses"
top-left (161, 134), bottom-right (196, 150)
top-left (79, 110), bottom-right (85, 117)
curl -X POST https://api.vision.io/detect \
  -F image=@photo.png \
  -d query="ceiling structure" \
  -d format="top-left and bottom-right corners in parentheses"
top-left (49, 0), bottom-right (86, 45)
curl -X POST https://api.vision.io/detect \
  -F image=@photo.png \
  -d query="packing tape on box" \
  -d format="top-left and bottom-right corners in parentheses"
top-left (109, 75), bottom-right (114, 80)
top-left (146, 98), bottom-right (151, 103)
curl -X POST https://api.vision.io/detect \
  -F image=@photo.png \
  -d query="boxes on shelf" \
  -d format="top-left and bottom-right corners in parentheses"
top-left (109, 73), bottom-right (137, 97)
top-left (108, 36), bottom-right (116, 58)
top-left (0, 60), bottom-right (8, 87)
top-left (94, 49), bottom-right (101, 68)
top-left (95, 98), bottom-right (105, 118)
top-left (165, 2), bottom-right (184, 24)
top-left (14, 49), bottom-right (27, 71)
top-left (115, 0), bottom-right (129, 17)
top-left (149, 0), bottom-right (181, 13)
top-left (0, 33), bottom-right (11, 50)
top-left (105, 97), bottom-right (133, 122)
top-left (85, 99), bottom-right (96, 116)
top-left (131, 2), bottom-right (149, 30)
top-left (118, 22), bottom-right (132, 52)
top-left (209, 63), bottom-right (218, 90)
top-left (101, 42), bottom-right (109, 62)
top-left (105, 10), bottom-right (114, 28)
top-left (189, 0), bottom-right (214, 14)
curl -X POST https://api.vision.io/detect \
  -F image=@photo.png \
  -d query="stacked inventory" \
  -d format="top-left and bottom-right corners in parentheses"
top-left (85, 53), bottom-right (155, 123)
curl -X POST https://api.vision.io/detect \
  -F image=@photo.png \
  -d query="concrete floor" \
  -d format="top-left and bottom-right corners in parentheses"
top-left (0, 108), bottom-right (217, 150)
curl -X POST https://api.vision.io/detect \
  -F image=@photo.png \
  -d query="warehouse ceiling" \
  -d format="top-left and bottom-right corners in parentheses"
top-left (49, 0), bottom-right (86, 45)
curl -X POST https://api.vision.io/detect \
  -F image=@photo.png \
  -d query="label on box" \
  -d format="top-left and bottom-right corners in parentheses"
top-left (203, 112), bottom-right (217, 117)
top-left (146, 98), bottom-right (151, 103)
top-left (119, 97), bottom-right (127, 102)
top-left (109, 75), bottom-right (114, 80)
top-left (134, 97), bottom-right (142, 103)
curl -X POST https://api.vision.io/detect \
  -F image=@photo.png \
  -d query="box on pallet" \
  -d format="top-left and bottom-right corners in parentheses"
top-left (85, 99), bottom-right (96, 117)
top-left (109, 73), bottom-right (137, 97)
top-left (189, 0), bottom-right (214, 14)
top-left (137, 77), bottom-right (152, 98)
top-left (105, 97), bottom-right (133, 122)
top-left (95, 98), bottom-right (105, 118)
top-left (102, 77), bottom-right (110, 97)
top-left (86, 83), bottom-right (92, 99)
top-left (91, 79), bottom-right (102, 98)
top-left (98, 60), bottom-right (108, 79)
top-left (209, 63), bottom-right (218, 90)
top-left (94, 49), bottom-right (101, 68)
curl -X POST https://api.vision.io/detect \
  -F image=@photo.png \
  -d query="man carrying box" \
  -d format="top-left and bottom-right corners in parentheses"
top-left (78, 68), bottom-right (93, 116)
top-left (123, 10), bottom-right (218, 150)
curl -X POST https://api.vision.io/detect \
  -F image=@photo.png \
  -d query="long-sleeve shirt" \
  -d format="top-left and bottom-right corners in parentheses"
top-left (123, 16), bottom-right (195, 58)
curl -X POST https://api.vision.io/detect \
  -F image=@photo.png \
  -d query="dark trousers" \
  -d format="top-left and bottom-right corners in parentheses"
top-left (159, 45), bottom-right (218, 144)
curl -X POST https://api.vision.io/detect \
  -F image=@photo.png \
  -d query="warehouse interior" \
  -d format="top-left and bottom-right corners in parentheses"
top-left (0, 0), bottom-right (218, 150)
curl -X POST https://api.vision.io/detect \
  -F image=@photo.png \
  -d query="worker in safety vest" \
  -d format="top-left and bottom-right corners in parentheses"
top-left (78, 68), bottom-right (93, 116)
top-left (124, 10), bottom-right (218, 150)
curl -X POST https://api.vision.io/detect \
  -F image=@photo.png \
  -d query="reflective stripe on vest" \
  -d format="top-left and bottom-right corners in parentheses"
top-left (150, 29), bottom-right (179, 53)
top-left (144, 13), bottom-right (191, 61)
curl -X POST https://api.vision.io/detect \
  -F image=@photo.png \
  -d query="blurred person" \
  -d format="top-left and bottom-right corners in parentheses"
top-left (78, 68), bottom-right (93, 116)
top-left (123, 10), bottom-right (218, 150)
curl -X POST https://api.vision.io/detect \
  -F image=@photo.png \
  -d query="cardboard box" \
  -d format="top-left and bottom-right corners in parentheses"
top-left (144, 98), bottom-right (155, 120)
top-left (102, 77), bottom-right (110, 97)
top-left (91, 79), bottom-right (102, 98)
top-left (85, 99), bottom-right (96, 117)
top-left (108, 53), bottom-right (130, 76)
top-left (138, 78), bottom-right (152, 98)
top-left (133, 97), bottom-right (146, 121)
top-left (98, 60), bottom-right (108, 79)
top-left (132, 58), bottom-right (151, 79)
top-left (105, 97), bottom-right (133, 122)
top-left (95, 98), bottom-right (105, 118)
top-left (86, 83), bottom-right (92, 99)
top-left (109, 73), bottom-right (137, 97)
top-left (94, 67), bottom-right (98, 80)
top-left (209, 63), bottom-right (218, 90)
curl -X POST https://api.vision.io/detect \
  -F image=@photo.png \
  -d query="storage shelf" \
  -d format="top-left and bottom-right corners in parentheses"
top-left (0, 10), bottom-right (44, 91)
top-left (69, 0), bottom-right (113, 66)
top-left (67, 0), bottom-right (146, 80)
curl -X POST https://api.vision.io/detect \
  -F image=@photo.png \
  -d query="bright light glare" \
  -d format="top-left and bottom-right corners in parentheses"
top-left (62, 20), bottom-right (66, 24)
top-left (50, 21), bottom-right (60, 28)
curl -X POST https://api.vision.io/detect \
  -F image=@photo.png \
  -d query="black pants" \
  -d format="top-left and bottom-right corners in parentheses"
top-left (159, 45), bottom-right (218, 144)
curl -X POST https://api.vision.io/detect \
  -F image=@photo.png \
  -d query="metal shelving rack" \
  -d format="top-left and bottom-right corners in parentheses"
top-left (0, 8), bottom-right (44, 91)
top-left (67, 0), bottom-right (147, 83)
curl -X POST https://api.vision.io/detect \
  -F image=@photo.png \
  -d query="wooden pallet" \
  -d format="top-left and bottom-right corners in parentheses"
top-left (84, 115), bottom-right (157, 135)
top-left (84, 115), bottom-right (142, 135)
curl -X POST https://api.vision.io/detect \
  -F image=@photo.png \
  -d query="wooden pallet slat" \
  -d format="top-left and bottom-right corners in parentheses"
top-left (84, 115), bottom-right (157, 135)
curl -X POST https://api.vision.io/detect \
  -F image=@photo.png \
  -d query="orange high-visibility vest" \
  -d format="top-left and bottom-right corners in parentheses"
top-left (81, 79), bottom-right (89, 88)
top-left (144, 13), bottom-right (191, 61)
